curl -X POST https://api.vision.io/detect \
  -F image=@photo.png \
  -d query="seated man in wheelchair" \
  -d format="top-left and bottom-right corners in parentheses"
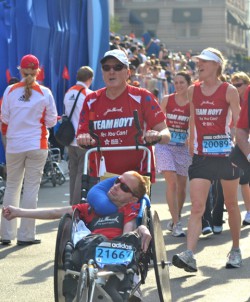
top-left (2, 170), bottom-right (151, 301)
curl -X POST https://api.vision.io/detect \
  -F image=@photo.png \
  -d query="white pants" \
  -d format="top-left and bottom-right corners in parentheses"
top-left (1, 149), bottom-right (48, 241)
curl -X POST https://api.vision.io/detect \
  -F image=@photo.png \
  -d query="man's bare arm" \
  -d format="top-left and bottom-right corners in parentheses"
top-left (236, 128), bottom-right (250, 157)
top-left (144, 121), bottom-right (171, 145)
top-left (123, 219), bottom-right (152, 252)
top-left (2, 206), bottom-right (73, 221)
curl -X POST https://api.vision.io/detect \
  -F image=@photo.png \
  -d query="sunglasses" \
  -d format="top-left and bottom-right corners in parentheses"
top-left (102, 64), bottom-right (125, 72)
top-left (233, 83), bottom-right (244, 88)
top-left (114, 177), bottom-right (138, 197)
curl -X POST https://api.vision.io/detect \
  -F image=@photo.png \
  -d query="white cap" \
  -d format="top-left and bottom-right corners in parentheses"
top-left (100, 49), bottom-right (129, 67)
top-left (192, 49), bottom-right (222, 64)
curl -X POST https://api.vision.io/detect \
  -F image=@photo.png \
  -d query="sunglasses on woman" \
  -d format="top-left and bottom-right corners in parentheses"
top-left (102, 64), bottom-right (125, 72)
top-left (233, 83), bottom-right (244, 88)
top-left (114, 177), bottom-right (138, 197)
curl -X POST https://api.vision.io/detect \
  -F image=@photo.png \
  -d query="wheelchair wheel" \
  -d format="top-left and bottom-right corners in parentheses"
top-left (0, 186), bottom-right (5, 205)
top-left (56, 172), bottom-right (66, 186)
top-left (149, 210), bottom-right (172, 302)
top-left (53, 164), bottom-right (66, 186)
top-left (54, 213), bottom-right (72, 302)
top-left (76, 264), bottom-right (89, 302)
top-left (51, 173), bottom-right (57, 187)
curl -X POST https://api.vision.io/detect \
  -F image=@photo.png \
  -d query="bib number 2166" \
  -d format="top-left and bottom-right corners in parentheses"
top-left (95, 241), bottom-right (134, 268)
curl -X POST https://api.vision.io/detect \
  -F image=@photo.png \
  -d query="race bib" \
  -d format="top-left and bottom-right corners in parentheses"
top-left (169, 128), bottom-right (188, 145)
top-left (95, 241), bottom-right (134, 268)
top-left (202, 134), bottom-right (232, 155)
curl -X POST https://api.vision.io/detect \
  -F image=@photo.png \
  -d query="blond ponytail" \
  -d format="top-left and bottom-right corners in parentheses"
top-left (21, 68), bottom-right (39, 101)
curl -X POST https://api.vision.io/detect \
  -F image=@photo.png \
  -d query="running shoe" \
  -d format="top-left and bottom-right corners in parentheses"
top-left (202, 226), bottom-right (213, 235)
top-left (242, 212), bottom-right (250, 226)
top-left (172, 250), bottom-right (197, 272)
top-left (213, 225), bottom-right (223, 234)
top-left (226, 249), bottom-right (242, 268)
top-left (172, 222), bottom-right (185, 237)
top-left (0, 239), bottom-right (11, 245)
top-left (166, 221), bottom-right (173, 232)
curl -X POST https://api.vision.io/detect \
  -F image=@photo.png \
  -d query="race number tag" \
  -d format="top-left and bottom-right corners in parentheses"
top-left (202, 135), bottom-right (231, 155)
top-left (95, 241), bottom-right (134, 268)
top-left (169, 128), bottom-right (188, 145)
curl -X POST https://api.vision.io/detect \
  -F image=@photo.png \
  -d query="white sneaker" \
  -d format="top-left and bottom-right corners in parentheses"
top-left (202, 226), bottom-right (212, 235)
top-left (166, 221), bottom-right (173, 231)
top-left (172, 222), bottom-right (185, 237)
top-left (172, 250), bottom-right (197, 272)
top-left (213, 225), bottom-right (223, 234)
top-left (226, 249), bottom-right (242, 268)
top-left (243, 212), bottom-right (250, 226)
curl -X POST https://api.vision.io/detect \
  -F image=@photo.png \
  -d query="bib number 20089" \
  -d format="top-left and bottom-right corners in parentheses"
top-left (202, 135), bottom-right (231, 155)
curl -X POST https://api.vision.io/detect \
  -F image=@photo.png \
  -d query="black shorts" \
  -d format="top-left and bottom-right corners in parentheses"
top-left (188, 154), bottom-right (240, 182)
top-left (239, 167), bottom-right (250, 185)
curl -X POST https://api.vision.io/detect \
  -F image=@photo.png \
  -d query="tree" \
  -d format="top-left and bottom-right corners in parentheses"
top-left (110, 15), bottom-right (121, 33)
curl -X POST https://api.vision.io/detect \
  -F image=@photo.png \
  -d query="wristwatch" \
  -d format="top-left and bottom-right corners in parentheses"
top-left (247, 153), bottom-right (250, 162)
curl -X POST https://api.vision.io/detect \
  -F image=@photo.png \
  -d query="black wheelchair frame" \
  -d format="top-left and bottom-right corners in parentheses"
top-left (54, 146), bottom-right (172, 302)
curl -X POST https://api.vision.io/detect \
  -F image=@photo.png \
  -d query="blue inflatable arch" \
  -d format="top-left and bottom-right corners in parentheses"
top-left (0, 0), bottom-right (109, 162)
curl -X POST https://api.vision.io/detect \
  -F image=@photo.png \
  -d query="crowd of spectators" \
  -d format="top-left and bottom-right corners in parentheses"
top-left (109, 32), bottom-right (197, 103)
top-left (109, 32), bottom-right (243, 103)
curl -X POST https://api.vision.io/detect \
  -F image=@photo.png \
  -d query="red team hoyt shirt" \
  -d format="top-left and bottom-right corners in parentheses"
top-left (237, 86), bottom-right (250, 130)
top-left (192, 82), bottom-right (233, 157)
top-left (73, 202), bottom-right (140, 240)
top-left (165, 93), bottom-right (190, 146)
top-left (77, 85), bottom-right (166, 182)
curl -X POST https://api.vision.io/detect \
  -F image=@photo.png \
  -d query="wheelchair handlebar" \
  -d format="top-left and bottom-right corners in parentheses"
top-left (82, 110), bottom-right (159, 175)
top-left (83, 145), bottom-right (151, 175)
top-left (133, 110), bottom-right (162, 147)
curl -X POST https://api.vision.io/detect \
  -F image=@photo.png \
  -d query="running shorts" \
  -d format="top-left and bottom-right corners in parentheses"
top-left (188, 154), bottom-right (240, 181)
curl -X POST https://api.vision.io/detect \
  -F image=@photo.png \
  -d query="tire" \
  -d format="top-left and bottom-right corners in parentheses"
top-left (0, 188), bottom-right (4, 205)
top-left (56, 170), bottom-right (66, 186)
top-left (149, 210), bottom-right (172, 302)
top-left (51, 173), bottom-right (57, 187)
top-left (54, 214), bottom-right (72, 302)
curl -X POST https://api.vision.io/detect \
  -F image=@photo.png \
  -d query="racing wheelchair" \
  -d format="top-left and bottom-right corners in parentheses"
top-left (54, 111), bottom-right (172, 302)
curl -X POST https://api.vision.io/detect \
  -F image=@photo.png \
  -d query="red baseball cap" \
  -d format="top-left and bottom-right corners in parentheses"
top-left (20, 54), bottom-right (39, 69)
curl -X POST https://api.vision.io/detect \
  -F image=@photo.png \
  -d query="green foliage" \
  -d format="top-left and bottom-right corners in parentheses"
top-left (110, 15), bottom-right (121, 33)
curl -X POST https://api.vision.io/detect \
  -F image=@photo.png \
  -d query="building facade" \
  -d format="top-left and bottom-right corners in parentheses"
top-left (114, 0), bottom-right (249, 57)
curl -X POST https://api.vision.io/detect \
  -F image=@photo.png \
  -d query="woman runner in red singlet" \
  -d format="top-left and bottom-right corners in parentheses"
top-left (155, 71), bottom-right (192, 237)
top-left (172, 47), bottom-right (242, 272)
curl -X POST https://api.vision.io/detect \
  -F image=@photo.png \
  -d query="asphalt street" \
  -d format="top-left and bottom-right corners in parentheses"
top-left (0, 175), bottom-right (249, 302)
